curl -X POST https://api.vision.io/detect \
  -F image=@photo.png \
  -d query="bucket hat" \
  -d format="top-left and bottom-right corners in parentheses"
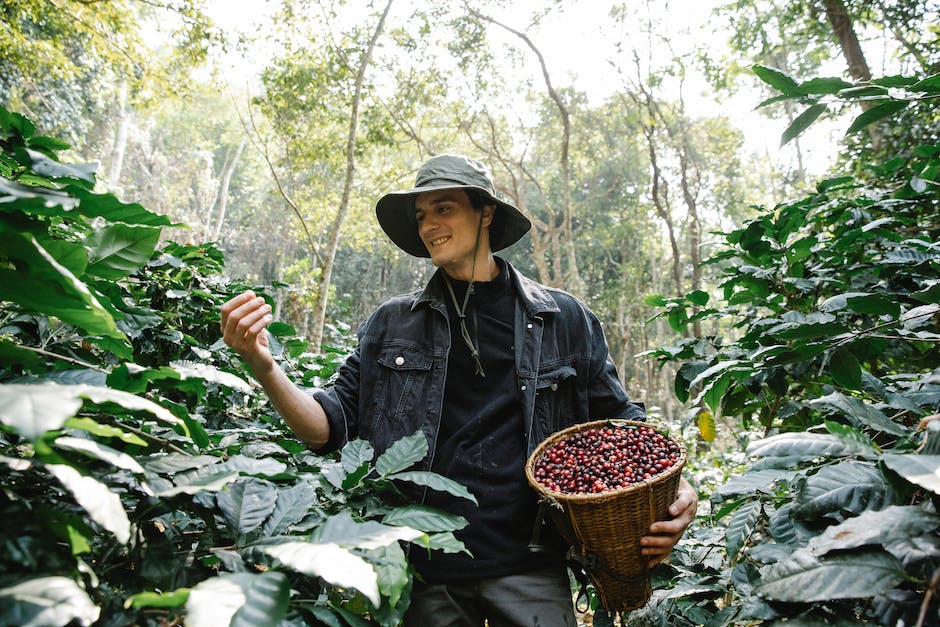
top-left (376, 154), bottom-right (531, 258)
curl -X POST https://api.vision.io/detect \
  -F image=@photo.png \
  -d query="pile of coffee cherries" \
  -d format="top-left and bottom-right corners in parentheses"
top-left (533, 424), bottom-right (682, 495)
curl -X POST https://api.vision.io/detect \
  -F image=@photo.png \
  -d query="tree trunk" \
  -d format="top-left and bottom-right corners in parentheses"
top-left (821, 0), bottom-right (884, 148)
top-left (309, 0), bottom-right (394, 352)
top-left (107, 81), bottom-right (129, 190)
top-left (210, 135), bottom-right (247, 242)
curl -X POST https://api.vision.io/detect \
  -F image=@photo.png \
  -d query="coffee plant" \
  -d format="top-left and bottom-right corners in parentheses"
top-left (0, 105), bottom-right (472, 626)
top-left (637, 68), bottom-right (940, 625)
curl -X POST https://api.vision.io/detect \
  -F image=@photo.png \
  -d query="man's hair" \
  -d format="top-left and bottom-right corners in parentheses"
top-left (466, 188), bottom-right (495, 211)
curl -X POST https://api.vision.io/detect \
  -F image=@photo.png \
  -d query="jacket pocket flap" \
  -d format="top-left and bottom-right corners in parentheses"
top-left (536, 365), bottom-right (577, 389)
top-left (377, 346), bottom-right (433, 371)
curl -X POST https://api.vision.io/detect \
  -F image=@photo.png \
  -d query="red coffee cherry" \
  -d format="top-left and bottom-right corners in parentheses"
top-left (534, 425), bottom-right (680, 495)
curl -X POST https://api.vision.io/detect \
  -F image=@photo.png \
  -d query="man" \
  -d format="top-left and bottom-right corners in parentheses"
top-left (221, 154), bottom-right (697, 626)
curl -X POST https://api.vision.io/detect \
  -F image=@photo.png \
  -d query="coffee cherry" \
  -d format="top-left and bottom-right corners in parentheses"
top-left (533, 425), bottom-right (681, 495)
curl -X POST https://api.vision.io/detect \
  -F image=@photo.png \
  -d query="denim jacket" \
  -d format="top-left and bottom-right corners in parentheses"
top-left (313, 259), bottom-right (645, 467)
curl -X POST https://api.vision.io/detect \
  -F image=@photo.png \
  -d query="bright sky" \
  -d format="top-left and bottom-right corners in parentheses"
top-left (202, 0), bottom-right (842, 176)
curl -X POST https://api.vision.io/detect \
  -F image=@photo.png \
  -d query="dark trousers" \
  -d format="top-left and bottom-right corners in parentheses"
top-left (403, 566), bottom-right (578, 627)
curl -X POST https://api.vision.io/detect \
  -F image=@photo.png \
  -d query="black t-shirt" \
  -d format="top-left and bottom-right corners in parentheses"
top-left (411, 259), bottom-right (564, 582)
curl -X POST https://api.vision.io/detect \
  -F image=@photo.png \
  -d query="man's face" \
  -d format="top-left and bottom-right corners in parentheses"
top-left (414, 189), bottom-right (494, 278)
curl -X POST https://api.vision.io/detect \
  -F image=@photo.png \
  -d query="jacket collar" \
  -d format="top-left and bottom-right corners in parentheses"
top-left (412, 257), bottom-right (560, 317)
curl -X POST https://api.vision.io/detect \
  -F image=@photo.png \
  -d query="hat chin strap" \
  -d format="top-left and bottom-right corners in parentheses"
top-left (442, 209), bottom-right (486, 377)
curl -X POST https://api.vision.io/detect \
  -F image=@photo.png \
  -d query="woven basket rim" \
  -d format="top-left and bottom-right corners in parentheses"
top-left (525, 419), bottom-right (687, 504)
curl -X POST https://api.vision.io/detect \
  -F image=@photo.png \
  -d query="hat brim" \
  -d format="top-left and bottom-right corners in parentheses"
top-left (376, 182), bottom-right (531, 258)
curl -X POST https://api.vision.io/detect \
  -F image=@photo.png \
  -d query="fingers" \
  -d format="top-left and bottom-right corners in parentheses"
top-left (638, 476), bottom-right (700, 567)
top-left (220, 290), bottom-right (273, 353)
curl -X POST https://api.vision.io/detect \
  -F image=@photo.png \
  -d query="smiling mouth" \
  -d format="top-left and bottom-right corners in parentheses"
top-left (429, 236), bottom-right (450, 247)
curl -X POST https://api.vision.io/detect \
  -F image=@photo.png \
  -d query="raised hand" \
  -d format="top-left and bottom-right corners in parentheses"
top-left (220, 290), bottom-right (274, 375)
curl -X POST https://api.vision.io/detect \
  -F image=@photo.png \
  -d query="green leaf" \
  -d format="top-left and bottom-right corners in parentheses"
top-left (756, 548), bottom-right (903, 602)
top-left (47, 464), bottom-right (131, 544)
top-left (125, 588), bottom-right (191, 608)
top-left (819, 292), bottom-right (900, 316)
top-left (26, 149), bottom-right (97, 185)
top-left (793, 461), bottom-right (896, 520)
top-left (341, 439), bottom-right (375, 473)
top-left (374, 431), bottom-right (429, 476)
top-left (685, 289), bottom-right (709, 306)
top-left (262, 542), bottom-right (380, 607)
top-left (186, 572), bottom-right (289, 627)
top-left (726, 500), bottom-right (761, 562)
top-left (716, 469), bottom-right (792, 500)
top-left (214, 454), bottom-right (288, 478)
top-left (66, 185), bottom-right (173, 226)
top-left (829, 348), bottom-right (862, 390)
top-left (809, 392), bottom-right (904, 435)
top-left (845, 100), bottom-right (908, 135)
top-left (156, 471), bottom-right (239, 497)
top-left (808, 505), bottom-right (939, 556)
top-left (0, 383), bottom-right (83, 440)
top-left (367, 543), bottom-right (410, 610)
top-left (910, 72), bottom-right (940, 92)
top-left (425, 531), bottom-right (471, 555)
top-left (217, 478), bottom-right (278, 536)
top-left (261, 481), bottom-right (319, 537)
top-left (644, 294), bottom-right (666, 307)
top-left (311, 511), bottom-right (424, 550)
top-left (752, 65), bottom-right (802, 96)
top-left (747, 432), bottom-right (877, 461)
top-left (142, 453), bottom-right (221, 474)
top-left (882, 454), bottom-right (940, 494)
top-left (0, 576), bottom-right (100, 627)
top-left (0, 230), bottom-right (125, 340)
top-left (53, 435), bottom-right (145, 473)
top-left (388, 470), bottom-right (478, 505)
top-left (798, 76), bottom-right (854, 95)
top-left (63, 417), bottom-right (147, 446)
top-left (84, 224), bottom-right (161, 279)
top-left (170, 360), bottom-right (253, 394)
top-left (382, 505), bottom-right (468, 532)
top-left (781, 104), bottom-right (828, 146)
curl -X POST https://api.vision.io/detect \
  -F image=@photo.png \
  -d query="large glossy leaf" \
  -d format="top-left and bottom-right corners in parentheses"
top-left (0, 384), bottom-right (83, 440)
top-left (0, 576), bottom-right (100, 627)
top-left (84, 223), bottom-right (160, 279)
top-left (186, 572), bottom-right (289, 627)
top-left (214, 455), bottom-right (288, 478)
top-left (47, 464), bottom-right (131, 544)
top-left (0, 229), bottom-right (124, 340)
top-left (53, 435), bottom-right (145, 473)
top-left (382, 505), bottom-right (468, 532)
top-left (747, 432), bottom-right (877, 461)
top-left (261, 481), bottom-right (319, 537)
top-left (752, 65), bottom-right (802, 96)
top-left (819, 292), bottom-right (900, 317)
top-left (809, 392), bottom-right (905, 435)
top-left (66, 184), bottom-right (173, 226)
top-left (780, 104), bottom-right (828, 146)
top-left (367, 543), bottom-right (410, 610)
top-left (311, 511), bottom-right (423, 549)
top-left (143, 453), bottom-right (221, 474)
top-left (0, 383), bottom-right (184, 441)
top-left (156, 470), bottom-right (239, 497)
top-left (217, 478), bottom-right (278, 537)
top-left (374, 431), bottom-right (428, 476)
top-left (726, 500), bottom-right (761, 562)
top-left (170, 360), bottom-right (253, 394)
top-left (793, 461), bottom-right (896, 520)
top-left (808, 505), bottom-right (939, 556)
top-left (64, 417), bottom-right (148, 447)
top-left (845, 100), bottom-right (908, 134)
top-left (882, 454), bottom-right (940, 494)
top-left (262, 542), bottom-right (380, 606)
top-left (341, 439), bottom-right (375, 473)
top-left (26, 148), bottom-right (97, 184)
top-left (828, 348), bottom-right (862, 390)
top-left (756, 548), bottom-right (903, 602)
top-left (715, 469), bottom-right (791, 500)
top-left (389, 470), bottom-right (478, 505)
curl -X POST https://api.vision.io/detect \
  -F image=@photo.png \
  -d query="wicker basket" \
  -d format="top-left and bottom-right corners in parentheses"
top-left (525, 419), bottom-right (687, 611)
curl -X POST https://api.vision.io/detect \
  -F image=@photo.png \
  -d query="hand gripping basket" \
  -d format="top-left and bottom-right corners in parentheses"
top-left (525, 419), bottom-right (687, 611)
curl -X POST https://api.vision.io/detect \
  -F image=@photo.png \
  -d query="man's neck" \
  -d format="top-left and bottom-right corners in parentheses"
top-left (442, 255), bottom-right (499, 283)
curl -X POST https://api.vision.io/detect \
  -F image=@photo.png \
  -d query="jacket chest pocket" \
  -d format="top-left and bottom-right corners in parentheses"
top-left (534, 364), bottom-right (578, 435)
top-left (374, 346), bottom-right (434, 424)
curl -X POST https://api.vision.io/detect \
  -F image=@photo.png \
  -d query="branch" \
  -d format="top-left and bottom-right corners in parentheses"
top-left (18, 345), bottom-right (108, 373)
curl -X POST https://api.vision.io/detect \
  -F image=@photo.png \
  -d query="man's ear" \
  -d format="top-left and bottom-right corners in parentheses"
top-left (482, 204), bottom-right (496, 228)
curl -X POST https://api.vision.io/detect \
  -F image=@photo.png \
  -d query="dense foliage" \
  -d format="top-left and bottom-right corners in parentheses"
top-left (639, 69), bottom-right (940, 625)
top-left (0, 105), bottom-right (472, 626)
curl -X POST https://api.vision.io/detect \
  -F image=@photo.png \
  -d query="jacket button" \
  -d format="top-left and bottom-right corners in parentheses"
top-left (551, 383), bottom-right (558, 391)
top-left (527, 323), bottom-right (533, 329)
top-left (395, 356), bottom-right (405, 366)
top-left (521, 385), bottom-right (527, 391)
